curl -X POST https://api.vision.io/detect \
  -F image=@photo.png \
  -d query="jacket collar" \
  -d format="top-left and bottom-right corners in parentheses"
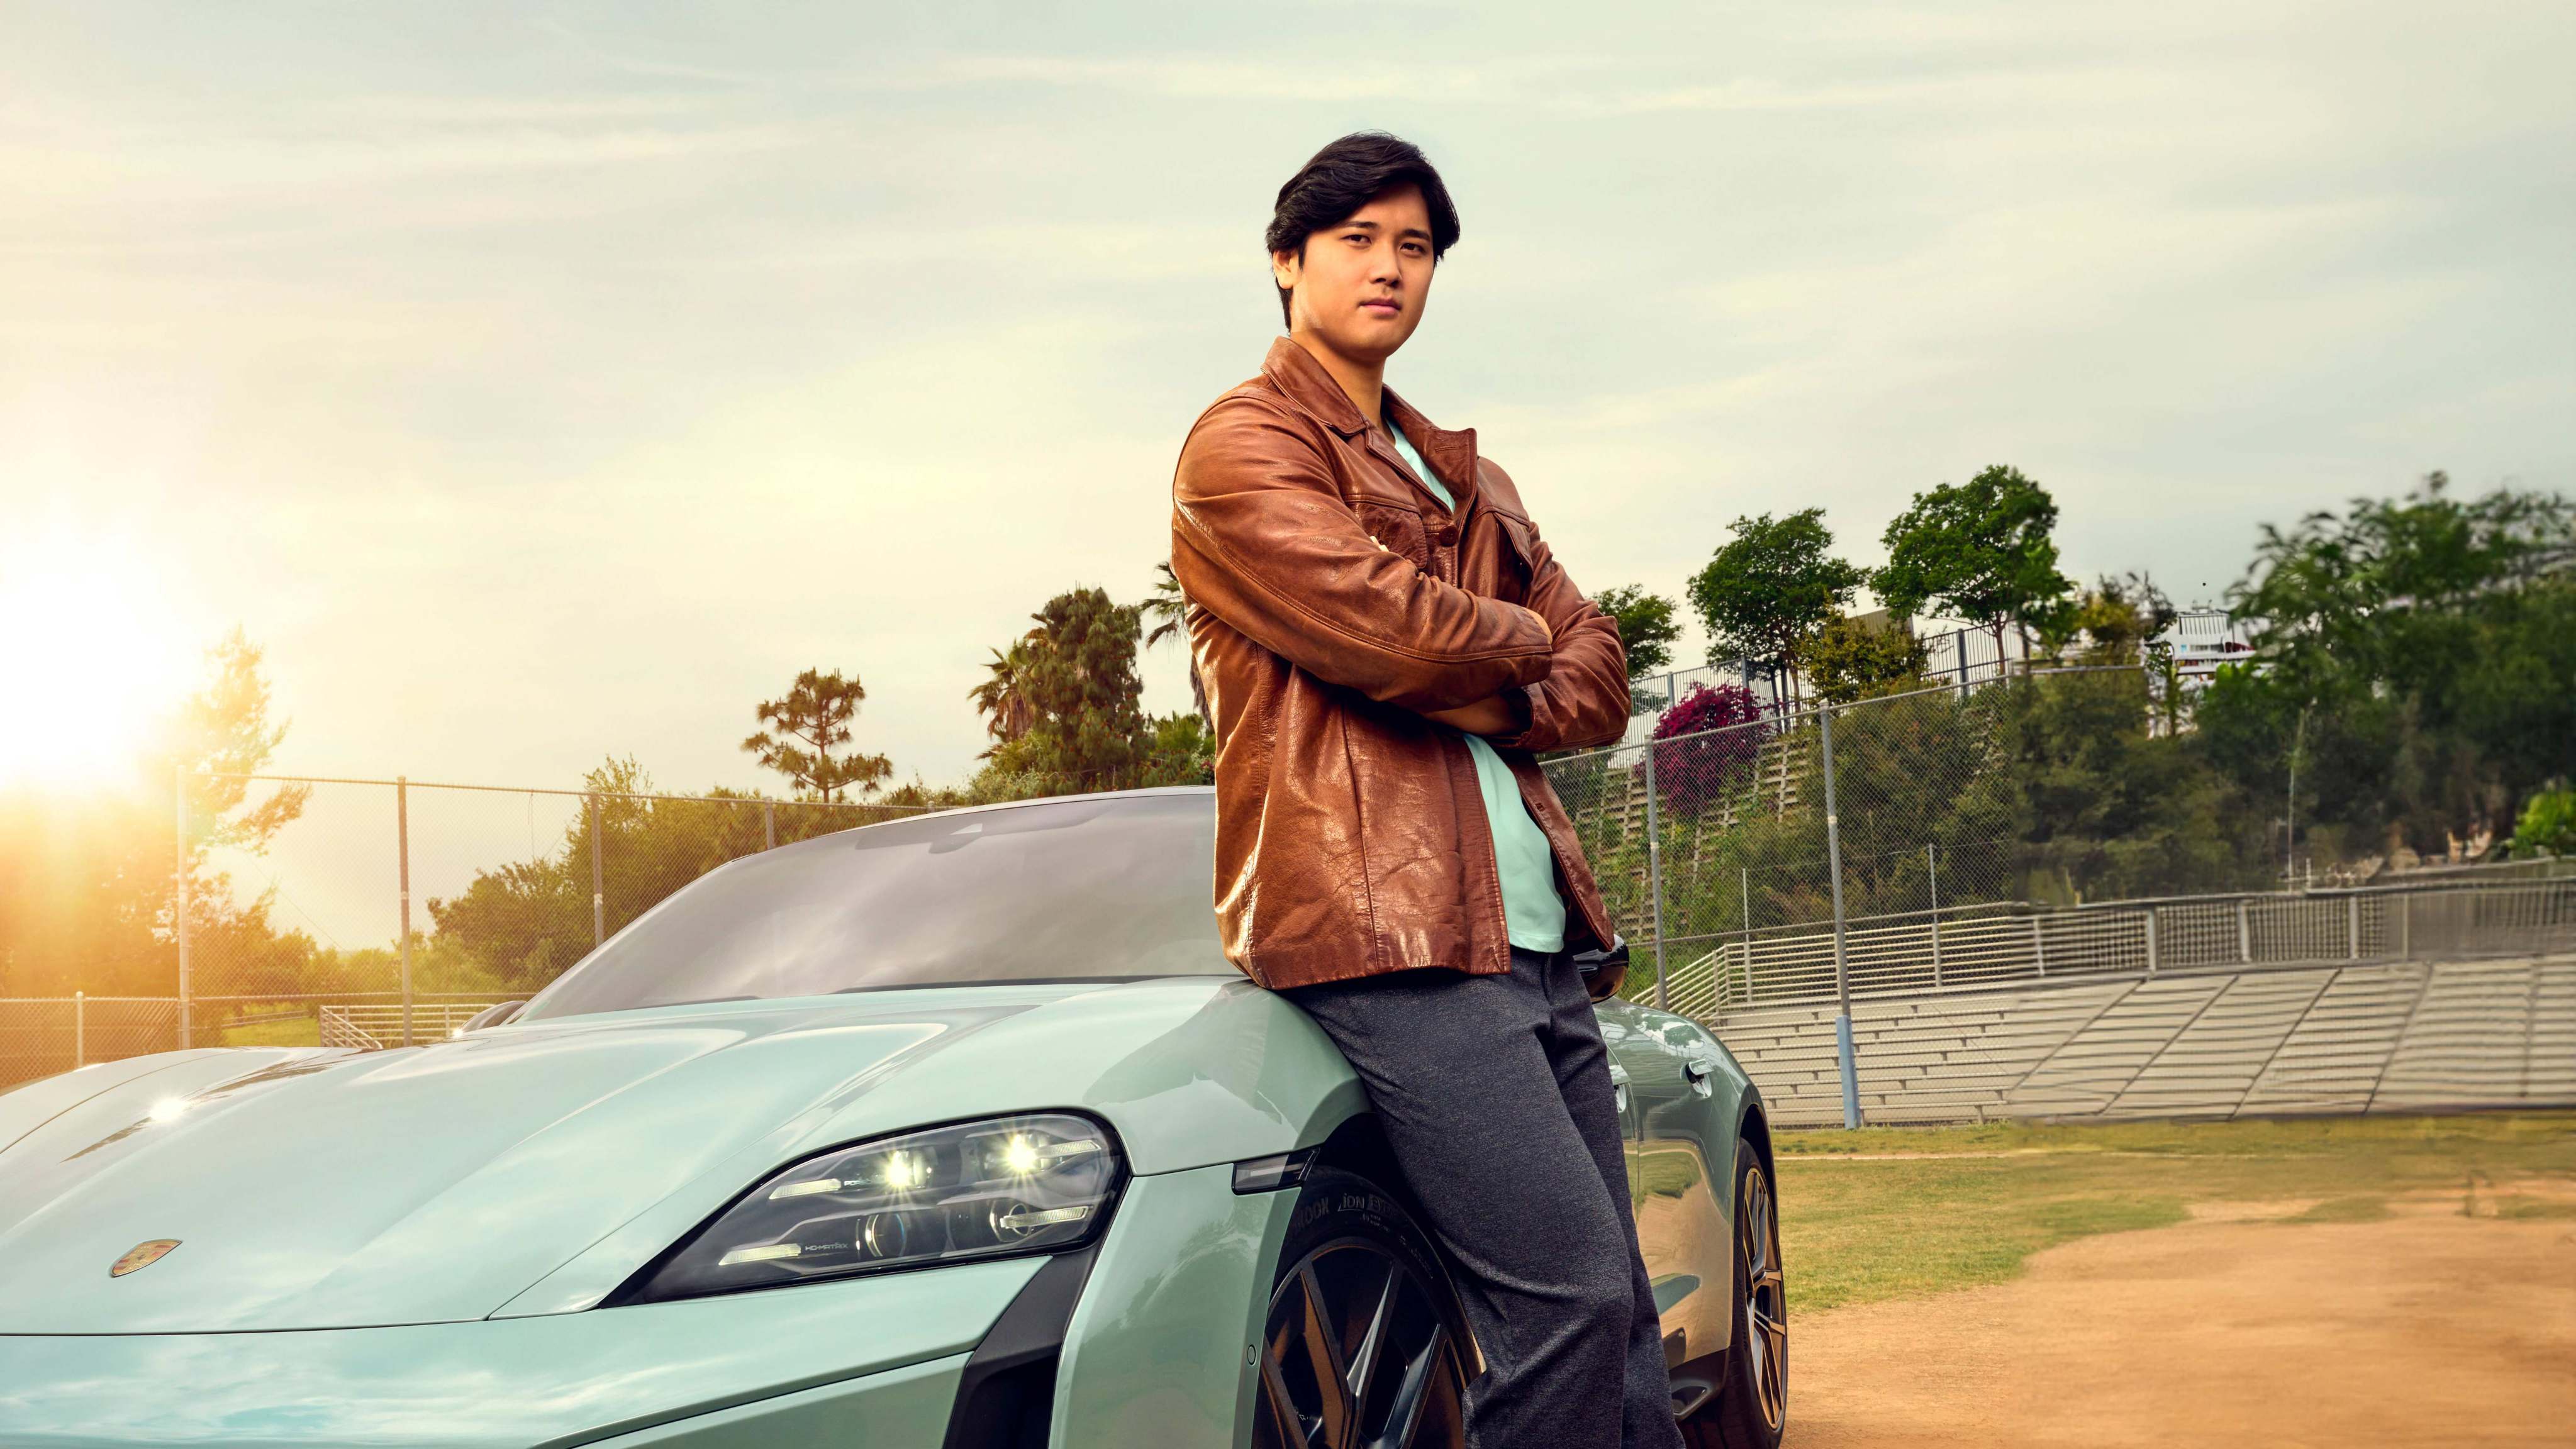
top-left (1261, 336), bottom-right (1481, 508)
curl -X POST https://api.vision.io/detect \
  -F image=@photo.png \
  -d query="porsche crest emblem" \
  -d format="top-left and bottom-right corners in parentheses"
top-left (110, 1240), bottom-right (181, 1277)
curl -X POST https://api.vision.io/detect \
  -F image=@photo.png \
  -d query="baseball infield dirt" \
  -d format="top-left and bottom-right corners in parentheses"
top-left (1785, 1194), bottom-right (2576, 1447)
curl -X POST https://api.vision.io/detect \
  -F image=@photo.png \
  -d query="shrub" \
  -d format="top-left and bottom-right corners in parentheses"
top-left (2509, 786), bottom-right (2576, 858)
top-left (1646, 683), bottom-right (1768, 814)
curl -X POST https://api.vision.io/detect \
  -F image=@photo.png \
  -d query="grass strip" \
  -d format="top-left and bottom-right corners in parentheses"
top-left (1771, 1111), bottom-right (2576, 1314)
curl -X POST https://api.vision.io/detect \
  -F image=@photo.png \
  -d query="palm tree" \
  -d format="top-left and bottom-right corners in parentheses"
top-left (969, 637), bottom-right (1039, 757)
top-left (1143, 562), bottom-right (1210, 728)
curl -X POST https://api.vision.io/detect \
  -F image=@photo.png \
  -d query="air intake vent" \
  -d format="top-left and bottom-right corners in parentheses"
top-left (942, 1245), bottom-right (1096, 1449)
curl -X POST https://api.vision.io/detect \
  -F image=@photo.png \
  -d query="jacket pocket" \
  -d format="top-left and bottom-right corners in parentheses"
top-left (1485, 511), bottom-right (1540, 602)
top-left (1354, 500), bottom-right (1435, 570)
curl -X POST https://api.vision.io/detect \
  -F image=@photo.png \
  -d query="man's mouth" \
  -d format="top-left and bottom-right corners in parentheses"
top-left (1361, 297), bottom-right (1402, 316)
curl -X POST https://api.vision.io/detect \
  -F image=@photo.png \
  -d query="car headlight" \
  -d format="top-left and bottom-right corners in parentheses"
top-left (623, 1112), bottom-right (1124, 1304)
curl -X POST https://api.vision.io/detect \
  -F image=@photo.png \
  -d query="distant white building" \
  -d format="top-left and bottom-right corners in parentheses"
top-left (2156, 609), bottom-right (2258, 679)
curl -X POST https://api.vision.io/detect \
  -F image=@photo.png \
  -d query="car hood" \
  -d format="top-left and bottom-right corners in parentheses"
top-left (0, 975), bottom-right (1353, 1335)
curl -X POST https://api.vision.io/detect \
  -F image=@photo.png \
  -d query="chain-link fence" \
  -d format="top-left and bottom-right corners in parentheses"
top-left (0, 775), bottom-right (928, 1088)
top-left (1620, 623), bottom-right (2036, 742)
top-left (1543, 665), bottom-right (2576, 1123)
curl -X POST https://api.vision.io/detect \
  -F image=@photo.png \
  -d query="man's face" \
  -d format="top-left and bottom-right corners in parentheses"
top-left (1273, 183), bottom-right (1435, 362)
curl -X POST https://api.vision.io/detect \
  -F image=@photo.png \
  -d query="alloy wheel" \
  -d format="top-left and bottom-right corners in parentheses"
top-left (1739, 1163), bottom-right (1788, 1432)
top-left (1256, 1237), bottom-right (1467, 1449)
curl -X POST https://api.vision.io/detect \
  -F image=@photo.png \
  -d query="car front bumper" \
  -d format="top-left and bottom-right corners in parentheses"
top-left (0, 1163), bottom-right (1293, 1448)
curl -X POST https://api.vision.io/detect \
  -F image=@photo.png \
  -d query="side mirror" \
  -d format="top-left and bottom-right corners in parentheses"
top-left (1572, 935), bottom-right (1631, 1004)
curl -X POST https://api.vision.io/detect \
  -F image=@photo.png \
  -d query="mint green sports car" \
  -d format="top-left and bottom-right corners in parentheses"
top-left (0, 787), bottom-right (1784, 1449)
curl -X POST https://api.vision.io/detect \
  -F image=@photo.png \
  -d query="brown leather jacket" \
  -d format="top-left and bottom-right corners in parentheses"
top-left (1170, 338), bottom-right (1631, 991)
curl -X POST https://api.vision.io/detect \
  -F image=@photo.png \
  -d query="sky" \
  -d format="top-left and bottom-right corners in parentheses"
top-left (5, 0), bottom-right (2572, 813)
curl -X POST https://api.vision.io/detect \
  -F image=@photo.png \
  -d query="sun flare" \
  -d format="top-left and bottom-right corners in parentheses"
top-left (0, 527), bottom-right (196, 792)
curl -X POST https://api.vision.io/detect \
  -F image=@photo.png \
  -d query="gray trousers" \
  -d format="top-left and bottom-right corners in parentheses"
top-left (1285, 946), bottom-right (1685, 1449)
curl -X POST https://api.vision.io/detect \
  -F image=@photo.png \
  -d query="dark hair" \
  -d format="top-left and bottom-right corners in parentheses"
top-left (1266, 131), bottom-right (1461, 327)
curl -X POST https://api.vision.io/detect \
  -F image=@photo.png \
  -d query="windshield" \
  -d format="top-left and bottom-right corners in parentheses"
top-left (522, 791), bottom-right (1229, 1020)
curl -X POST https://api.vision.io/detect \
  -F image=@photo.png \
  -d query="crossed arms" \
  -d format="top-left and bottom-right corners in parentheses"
top-left (1169, 397), bottom-right (1630, 753)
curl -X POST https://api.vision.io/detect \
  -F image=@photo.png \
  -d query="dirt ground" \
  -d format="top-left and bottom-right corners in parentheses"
top-left (1787, 1195), bottom-right (2576, 1447)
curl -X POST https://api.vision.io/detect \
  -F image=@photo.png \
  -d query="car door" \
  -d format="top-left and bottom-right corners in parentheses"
top-left (1598, 997), bottom-right (1746, 1376)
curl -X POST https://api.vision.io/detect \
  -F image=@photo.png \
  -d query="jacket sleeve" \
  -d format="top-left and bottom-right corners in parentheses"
top-left (1480, 509), bottom-right (1632, 755)
top-left (1170, 395), bottom-right (1554, 712)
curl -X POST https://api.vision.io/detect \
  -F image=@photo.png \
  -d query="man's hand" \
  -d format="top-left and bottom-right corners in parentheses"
top-left (1420, 693), bottom-right (1520, 736)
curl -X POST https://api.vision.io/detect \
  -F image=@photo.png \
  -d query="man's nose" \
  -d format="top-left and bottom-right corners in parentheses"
top-left (1368, 243), bottom-right (1402, 287)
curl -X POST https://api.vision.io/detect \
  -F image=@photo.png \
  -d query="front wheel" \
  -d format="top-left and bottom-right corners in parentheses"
top-left (1685, 1140), bottom-right (1787, 1448)
top-left (1254, 1166), bottom-right (1471, 1449)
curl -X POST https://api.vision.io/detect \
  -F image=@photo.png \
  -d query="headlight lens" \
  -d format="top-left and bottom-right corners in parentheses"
top-left (627, 1112), bottom-right (1123, 1303)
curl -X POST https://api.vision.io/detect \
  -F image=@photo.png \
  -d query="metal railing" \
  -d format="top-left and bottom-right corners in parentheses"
top-left (1649, 874), bottom-right (2576, 1018)
top-left (318, 1002), bottom-right (499, 1050)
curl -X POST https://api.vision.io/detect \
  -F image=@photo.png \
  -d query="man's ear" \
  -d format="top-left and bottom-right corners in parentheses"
top-left (1269, 247), bottom-right (1300, 290)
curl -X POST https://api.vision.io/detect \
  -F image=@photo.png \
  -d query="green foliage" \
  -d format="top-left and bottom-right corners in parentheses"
top-left (1687, 509), bottom-right (1865, 706)
top-left (2197, 474), bottom-right (2576, 858)
top-left (2047, 572), bottom-right (2177, 665)
top-left (1874, 465), bottom-right (2075, 653)
top-left (1798, 612), bottom-right (1931, 704)
top-left (1590, 584), bottom-right (1682, 681)
top-left (740, 668), bottom-right (892, 801)
top-left (2511, 787), bottom-right (2576, 858)
top-left (971, 639), bottom-right (1039, 749)
top-left (1944, 671), bottom-right (2253, 902)
top-left (1137, 711), bottom-right (1217, 788)
top-left (981, 587), bottom-right (1152, 795)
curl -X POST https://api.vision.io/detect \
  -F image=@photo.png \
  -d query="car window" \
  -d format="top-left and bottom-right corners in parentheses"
top-left (521, 792), bottom-right (1229, 1020)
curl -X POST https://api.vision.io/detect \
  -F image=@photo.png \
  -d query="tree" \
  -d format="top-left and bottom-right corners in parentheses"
top-left (2197, 473), bottom-right (2576, 858)
top-left (1798, 612), bottom-right (1931, 704)
top-left (1142, 562), bottom-right (1210, 729)
top-left (1137, 710), bottom-right (1217, 787)
top-left (1874, 465), bottom-right (2075, 662)
top-left (1687, 510), bottom-right (1865, 709)
top-left (983, 587), bottom-right (1151, 795)
top-left (740, 669), bottom-right (891, 801)
top-left (2048, 572), bottom-right (2177, 665)
top-left (1591, 585), bottom-right (1682, 682)
top-left (969, 640), bottom-right (1039, 752)
top-left (0, 630), bottom-right (310, 1002)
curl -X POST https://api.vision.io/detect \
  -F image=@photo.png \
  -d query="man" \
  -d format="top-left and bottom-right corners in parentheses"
top-left (1169, 132), bottom-right (1683, 1449)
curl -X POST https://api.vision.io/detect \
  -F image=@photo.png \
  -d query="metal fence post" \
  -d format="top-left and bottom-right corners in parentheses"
top-left (2347, 892), bottom-right (2360, 960)
top-left (764, 801), bottom-right (777, 852)
top-left (2237, 897), bottom-right (2252, 963)
top-left (174, 762), bottom-right (191, 1051)
top-left (2144, 906), bottom-right (2159, 974)
top-left (589, 794), bottom-right (606, 948)
top-left (397, 777), bottom-right (414, 1047)
top-left (2399, 892), bottom-right (2412, 958)
top-left (1642, 743), bottom-right (1670, 1011)
top-left (2031, 914), bottom-right (2047, 976)
top-left (74, 991), bottom-right (85, 1067)
top-left (1926, 843), bottom-right (1942, 988)
top-left (1739, 867), bottom-right (1753, 1007)
top-left (1818, 705), bottom-right (1861, 1129)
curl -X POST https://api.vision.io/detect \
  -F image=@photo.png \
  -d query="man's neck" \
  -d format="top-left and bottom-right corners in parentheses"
top-left (1287, 331), bottom-right (1387, 431)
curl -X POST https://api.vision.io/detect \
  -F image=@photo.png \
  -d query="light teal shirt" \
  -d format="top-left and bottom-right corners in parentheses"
top-left (1386, 418), bottom-right (1570, 953)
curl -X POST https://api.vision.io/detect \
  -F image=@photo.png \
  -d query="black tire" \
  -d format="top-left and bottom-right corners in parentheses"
top-left (1254, 1166), bottom-right (1472, 1449)
top-left (1684, 1140), bottom-right (1787, 1449)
